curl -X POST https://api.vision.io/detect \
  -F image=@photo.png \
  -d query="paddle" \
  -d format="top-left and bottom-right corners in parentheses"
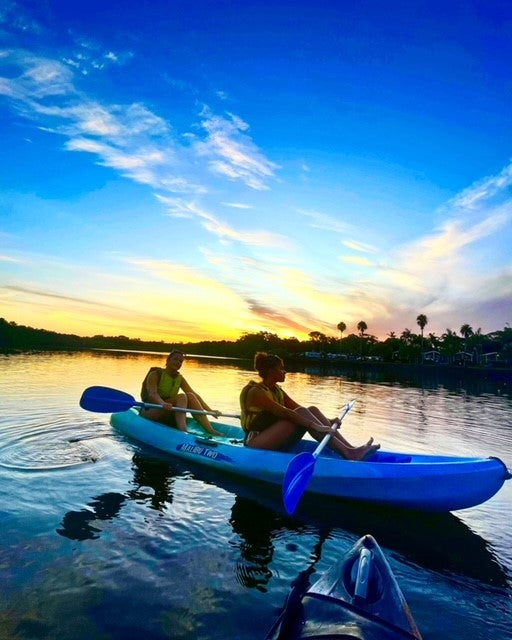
top-left (79, 385), bottom-right (241, 418)
top-left (282, 400), bottom-right (355, 515)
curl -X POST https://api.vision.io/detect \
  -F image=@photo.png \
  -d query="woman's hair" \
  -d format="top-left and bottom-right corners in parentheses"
top-left (254, 352), bottom-right (282, 377)
top-left (167, 349), bottom-right (185, 359)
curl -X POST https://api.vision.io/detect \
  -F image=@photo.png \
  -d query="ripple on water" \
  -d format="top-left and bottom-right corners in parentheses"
top-left (0, 417), bottom-right (110, 472)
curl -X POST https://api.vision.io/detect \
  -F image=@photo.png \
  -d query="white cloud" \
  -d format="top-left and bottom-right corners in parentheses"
top-left (221, 202), bottom-right (253, 209)
top-left (157, 196), bottom-right (291, 248)
top-left (296, 208), bottom-right (355, 234)
top-left (342, 239), bottom-right (379, 254)
top-left (1, 49), bottom-right (278, 212)
top-left (341, 255), bottom-right (374, 266)
top-left (196, 109), bottom-right (278, 190)
top-left (448, 161), bottom-right (512, 210)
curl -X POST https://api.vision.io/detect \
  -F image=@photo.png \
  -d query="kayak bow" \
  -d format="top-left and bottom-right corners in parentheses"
top-left (266, 534), bottom-right (422, 640)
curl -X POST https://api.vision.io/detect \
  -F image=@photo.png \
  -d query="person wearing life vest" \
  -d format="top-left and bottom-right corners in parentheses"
top-left (140, 350), bottom-right (222, 436)
top-left (240, 352), bottom-right (379, 459)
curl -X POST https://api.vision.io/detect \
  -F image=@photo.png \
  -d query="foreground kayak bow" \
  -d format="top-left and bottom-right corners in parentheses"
top-left (266, 534), bottom-right (422, 640)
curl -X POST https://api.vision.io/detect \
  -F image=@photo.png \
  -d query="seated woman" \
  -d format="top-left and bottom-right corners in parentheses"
top-left (240, 352), bottom-right (379, 460)
top-left (140, 350), bottom-right (222, 436)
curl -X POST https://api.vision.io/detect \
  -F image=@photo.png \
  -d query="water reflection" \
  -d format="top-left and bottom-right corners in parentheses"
top-left (301, 363), bottom-right (511, 397)
top-left (179, 460), bottom-right (510, 588)
top-left (57, 453), bottom-right (180, 540)
top-left (128, 452), bottom-right (178, 511)
top-left (293, 493), bottom-right (511, 588)
top-left (57, 492), bottom-right (127, 540)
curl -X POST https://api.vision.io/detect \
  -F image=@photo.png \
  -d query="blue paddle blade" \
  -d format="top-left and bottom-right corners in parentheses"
top-left (79, 386), bottom-right (137, 413)
top-left (282, 452), bottom-right (316, 514)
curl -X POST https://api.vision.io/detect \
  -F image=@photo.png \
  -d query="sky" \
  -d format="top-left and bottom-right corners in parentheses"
top-left (1, 0), bottom-right (511, 344)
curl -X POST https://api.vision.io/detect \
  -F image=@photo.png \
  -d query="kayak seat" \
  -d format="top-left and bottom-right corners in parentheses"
top-left (343, 553), bottom-right (383, 605)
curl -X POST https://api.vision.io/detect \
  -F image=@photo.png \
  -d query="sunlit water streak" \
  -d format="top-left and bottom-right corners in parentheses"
top-left (0, 351), bottom-right (511, 639)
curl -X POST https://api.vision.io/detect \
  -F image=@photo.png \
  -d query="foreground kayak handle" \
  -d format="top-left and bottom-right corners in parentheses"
top-left (354, 547), bottom-right (372, 600)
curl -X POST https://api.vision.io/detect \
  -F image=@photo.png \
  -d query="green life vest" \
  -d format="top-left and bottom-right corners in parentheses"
top-left (141, 367), bottom-right (183, 402)
top-left (239, 380), bottom-right (284, 432)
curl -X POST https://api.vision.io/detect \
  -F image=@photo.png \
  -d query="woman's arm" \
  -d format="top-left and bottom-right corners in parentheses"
top-left (248, 387), bottom-right (326, 432)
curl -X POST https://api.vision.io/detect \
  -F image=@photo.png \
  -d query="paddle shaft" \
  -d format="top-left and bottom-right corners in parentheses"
top-left (312, 400), bottom-right (355, 458)
top-left (79, 386), bottom-right (240, 418)
top-left (135, 400), bottom-right (240, 419)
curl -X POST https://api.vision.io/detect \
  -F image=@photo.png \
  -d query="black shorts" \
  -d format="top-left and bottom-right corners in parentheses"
top-left (250, 411), bottom-right (278, 431)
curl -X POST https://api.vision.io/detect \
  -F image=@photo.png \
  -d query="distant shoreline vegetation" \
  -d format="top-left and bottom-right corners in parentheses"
top-left (1, 317), bottom-right (511, 370)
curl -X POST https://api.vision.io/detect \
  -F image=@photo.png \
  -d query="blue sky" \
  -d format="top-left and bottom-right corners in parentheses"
top-left (1, 1), bottom-right (511, 342)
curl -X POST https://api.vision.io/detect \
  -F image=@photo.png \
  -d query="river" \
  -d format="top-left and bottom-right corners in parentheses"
top-left (0, 350), bottom-right (511, 639)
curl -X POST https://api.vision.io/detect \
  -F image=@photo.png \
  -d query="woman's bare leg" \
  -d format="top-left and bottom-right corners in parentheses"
top-left (295, 407), bottom-right (379, 460)
top-left (245, 420), bottom-right (305, 450)
top-left (139, 392), bottom-right (188, 430)
top-left (173, 393), bottom-right (188, 431)
top-left (307, 405), bottom-right (375, 448)
top-left (186, 392), bottom-right (222, 436)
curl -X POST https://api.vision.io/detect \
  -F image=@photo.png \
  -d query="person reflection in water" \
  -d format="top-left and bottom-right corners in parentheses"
top-left (240, 352), bottom-right (379, 459)
top-left (57, 454), bottom-right (178, 540)
top-left (57, 492), bottom-right (126, 540)
top-left (140, 350), bottom-right (223, 436)
top-left (229, 496), bottom-right (282, 592)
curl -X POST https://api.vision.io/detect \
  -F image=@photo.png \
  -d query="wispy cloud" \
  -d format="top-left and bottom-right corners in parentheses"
top-left (0, 1), bottom-right (43, 36)
top-left (448, 161), bottom-right (512, 211)
top-left (296, 208), bottom-right (355, 234)
top-left (244, 298), bottom-right (315, 334)
top-left (195, 108), bottom-right (279, 190)
top-left (342, 239), bottom-right (379, 253)
top-left (221, 202), bottom-right (253, 209)
top-left (156, 196), bottom-right (291, 247)
top-left (2, 284), bottom-right (129, 311)
top-left (0, 50), bottom-right (278, 201)
top-left (63, 34), bottom-right (134, 75)
top-left (341, 255), bottom-right (375, 266)
top-left (0, 255), bottom-right (25, 263)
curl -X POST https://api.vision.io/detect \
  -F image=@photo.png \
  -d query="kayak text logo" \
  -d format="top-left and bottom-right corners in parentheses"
top-left (177, 443), bottom-right (233, 464)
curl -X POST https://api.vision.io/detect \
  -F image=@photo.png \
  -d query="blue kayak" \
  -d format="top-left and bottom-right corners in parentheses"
top-left (265, 534), bottom-right (422, 640)
top-left (110, 409), bottom-right (510, 512)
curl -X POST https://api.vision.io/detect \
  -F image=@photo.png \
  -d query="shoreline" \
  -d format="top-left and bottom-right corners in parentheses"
top-left (2, 346), bottom-right (511, 380)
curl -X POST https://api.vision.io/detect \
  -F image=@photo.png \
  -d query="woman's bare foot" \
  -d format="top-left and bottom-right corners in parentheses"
top-left (345, 442), bottom-right (380, 461)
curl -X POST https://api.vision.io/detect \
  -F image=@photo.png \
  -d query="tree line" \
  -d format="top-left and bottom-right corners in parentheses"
top-left (1, 316), bottom-right (511, 366)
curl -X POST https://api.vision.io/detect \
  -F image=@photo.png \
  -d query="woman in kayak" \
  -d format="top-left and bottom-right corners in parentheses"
top-left (140, 350), bottom-right (223, 436)
top-left (240, 352), bottom-right (379, 460)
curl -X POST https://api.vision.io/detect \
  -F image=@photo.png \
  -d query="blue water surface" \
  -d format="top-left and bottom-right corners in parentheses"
top-left (1, 351), bottom-right (511, 639)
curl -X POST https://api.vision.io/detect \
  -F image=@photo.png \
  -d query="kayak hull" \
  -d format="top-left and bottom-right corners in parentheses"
top-left (265, 534), bottom-right (422, 640)
top-left (110, 409), bottom-right (510, 512)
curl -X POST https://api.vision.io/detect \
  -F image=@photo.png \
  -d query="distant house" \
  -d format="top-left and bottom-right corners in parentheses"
top-left (303, 351), bottom-right (324, 359)
top-left (479, 351), bottom-right (499, 365)
top-left (423, 350), bottom-right (441, 363)
top-left (453, 351), bottom-right (473, 364)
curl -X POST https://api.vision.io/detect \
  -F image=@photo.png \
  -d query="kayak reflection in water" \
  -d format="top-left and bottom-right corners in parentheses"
top-left (240, 352), bottom-right (380, 460)
top-left (140, 350), bottom-right (223, 436)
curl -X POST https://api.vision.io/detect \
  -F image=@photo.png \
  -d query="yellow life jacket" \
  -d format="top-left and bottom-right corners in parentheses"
top-left (239, 380), bottom-right (284, 432)
top-left (141, 367), bottom-right (183, 402)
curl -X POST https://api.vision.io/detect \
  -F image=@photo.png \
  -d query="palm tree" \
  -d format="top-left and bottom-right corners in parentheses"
top-left (460, 324), bottom-right (473, 352)
top-left (356, 321), bottom-right (367, 358)
top-left (441, 328), bottom-right (460, 359)
top-left (400, 328), bottom-right (412, 345)
top-left (336, 321), bottom-right (346, 339)
top-left (416, 314), bottom-right (428, 362)
top-left (357, 321), bottom-right (367, 336)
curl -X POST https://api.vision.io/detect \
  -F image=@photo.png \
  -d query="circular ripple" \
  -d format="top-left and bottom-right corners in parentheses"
top-left (0, 418), bottom-right (111, 472)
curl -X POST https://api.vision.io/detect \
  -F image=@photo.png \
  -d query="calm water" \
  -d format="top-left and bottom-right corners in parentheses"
top-left (1, 350), bottom-right (511, 640)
